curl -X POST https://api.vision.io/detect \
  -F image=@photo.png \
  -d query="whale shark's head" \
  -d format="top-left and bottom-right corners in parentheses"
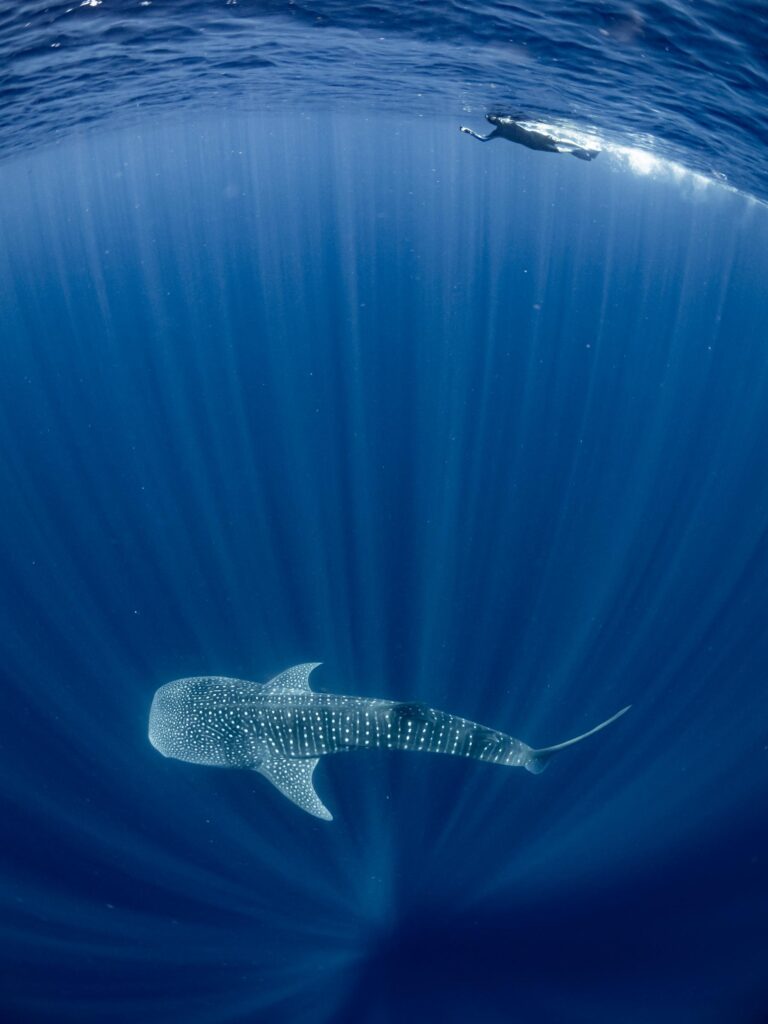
top-left (149, 676), bottom-right (254, 767)
top-left (148, 681), bottom-right (181, 757)
top-left (148, 678), bottom-right (217, 762)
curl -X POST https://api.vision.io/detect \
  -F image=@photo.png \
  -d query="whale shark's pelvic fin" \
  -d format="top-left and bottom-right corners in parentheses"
top-left (254, 755), bottom-right (332, 820)
top-left (262, 662), bottom-right (322, 694)
top-left (524, 705), bottom-right (631, 775)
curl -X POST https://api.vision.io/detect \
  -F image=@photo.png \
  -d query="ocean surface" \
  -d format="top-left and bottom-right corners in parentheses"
top-left (1, 3), bottom-right (767, 1023)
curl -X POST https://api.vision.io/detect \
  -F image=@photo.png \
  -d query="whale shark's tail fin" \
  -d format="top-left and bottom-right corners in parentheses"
top-left (524, 705), bottom-right (631, 774)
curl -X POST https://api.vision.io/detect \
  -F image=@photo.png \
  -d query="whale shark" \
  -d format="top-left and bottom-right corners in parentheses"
top-left (148, 663), bottom-right (630, 820)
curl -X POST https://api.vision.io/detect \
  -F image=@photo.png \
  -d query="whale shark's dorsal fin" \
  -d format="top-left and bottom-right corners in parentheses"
top-left (262, 662), bottom-right (321, 694)
top-left (254, 755), bottom-right (332, 820)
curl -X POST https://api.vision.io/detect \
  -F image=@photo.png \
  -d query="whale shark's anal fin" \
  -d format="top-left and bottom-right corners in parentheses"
top-left (253, 755), bottom-right (333, 821)
top-left (262, 663), bottom-right (322, 695)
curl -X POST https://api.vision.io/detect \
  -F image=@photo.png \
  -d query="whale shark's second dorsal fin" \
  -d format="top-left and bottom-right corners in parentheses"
top-left (254, 755), bottom-right (332, 820)
top-left (262, 663), bottom-right (321, 694)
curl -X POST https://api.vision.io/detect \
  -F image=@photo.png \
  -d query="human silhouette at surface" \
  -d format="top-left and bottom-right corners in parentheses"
top-left (460, 114), bottom-right (600, 161)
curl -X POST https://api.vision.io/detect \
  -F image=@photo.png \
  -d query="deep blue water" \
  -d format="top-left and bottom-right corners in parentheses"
top-left (2, 4), bottom-right (768, 1024)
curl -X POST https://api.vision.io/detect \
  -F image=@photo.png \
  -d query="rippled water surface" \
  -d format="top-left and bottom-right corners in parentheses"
top-left (2, 0), bottom-right (767, 197)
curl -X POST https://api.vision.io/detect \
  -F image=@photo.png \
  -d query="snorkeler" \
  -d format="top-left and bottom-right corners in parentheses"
top-left (460, 114), bottom-right (600, 161)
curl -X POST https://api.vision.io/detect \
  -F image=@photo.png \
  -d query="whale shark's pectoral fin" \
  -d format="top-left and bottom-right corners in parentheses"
top-left (253, 755), bottom-right (332, 821)
top-left (262, 663), bottom-right (322, 694)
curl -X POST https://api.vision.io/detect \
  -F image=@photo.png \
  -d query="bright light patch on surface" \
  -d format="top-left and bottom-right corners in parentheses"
top-left (624, 147), bottom-right (659, 175)
top-left (512, 117), bottom-right (763, 204)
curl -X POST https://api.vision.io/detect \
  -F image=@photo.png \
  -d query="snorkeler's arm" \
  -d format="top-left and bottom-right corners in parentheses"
top-left (460, 126), bottom-right (498, 142)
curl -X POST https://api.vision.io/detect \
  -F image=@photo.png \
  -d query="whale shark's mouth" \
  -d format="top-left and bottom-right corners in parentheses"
top-left (147, 691), bottom-right (167, 755)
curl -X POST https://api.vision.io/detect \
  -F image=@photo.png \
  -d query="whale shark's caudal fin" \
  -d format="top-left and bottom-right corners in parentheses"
top-left (524, 705), bottom-right (631, 774)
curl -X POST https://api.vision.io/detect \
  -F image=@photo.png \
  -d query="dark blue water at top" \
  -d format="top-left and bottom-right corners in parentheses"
top-left (1, 4), bottom-right (768, 1024)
